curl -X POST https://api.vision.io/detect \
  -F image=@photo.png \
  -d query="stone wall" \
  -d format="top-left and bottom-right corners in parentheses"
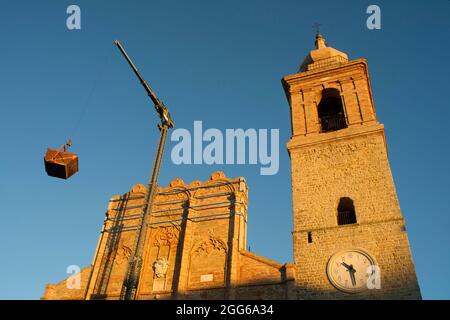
top-left (283, 55), bottom-right (421, 299)
top-left (42, 171), bottom-right (293, 300)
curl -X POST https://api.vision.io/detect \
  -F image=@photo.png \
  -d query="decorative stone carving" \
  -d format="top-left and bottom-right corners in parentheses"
top-left (152, 257), bottom-right (169, 278)
top-left (210, 171), bottom-right (225, 180)
top-left (131, 183), bottom-right (146, 194)
top-left (116, 244), bottom-right (132, 265)
top-left (193, 234), bottom-right (227, 256)
top-left (169, 178), bottom-right (185, 187)
top-left (152, 226), bottom-right (180, 246)
top-left (188, 180), bottom-right (202, 188)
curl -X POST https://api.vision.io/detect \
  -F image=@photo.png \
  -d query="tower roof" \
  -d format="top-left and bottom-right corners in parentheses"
top-left (299, 33), bottom-right (348, 72)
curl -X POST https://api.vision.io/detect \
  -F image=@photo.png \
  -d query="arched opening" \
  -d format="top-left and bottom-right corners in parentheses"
top-left (318, 88), bottom-right (347, 132)
top-left (337, 197), bottom-right (357, 225)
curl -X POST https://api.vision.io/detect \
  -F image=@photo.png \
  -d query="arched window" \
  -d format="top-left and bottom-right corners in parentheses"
top-left (337, 197), bottom-right (357, 225)
top-left (318, 88), bottom-right (347, 132)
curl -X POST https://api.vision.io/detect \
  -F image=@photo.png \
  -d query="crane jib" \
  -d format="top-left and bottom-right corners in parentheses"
top-left (114, 39), bottom-right (174, 128)
top-left (113, 39), bottom-right (174, 300)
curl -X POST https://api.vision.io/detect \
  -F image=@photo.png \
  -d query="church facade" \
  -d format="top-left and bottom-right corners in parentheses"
top-left (42, 34), bottom-right (421, 300)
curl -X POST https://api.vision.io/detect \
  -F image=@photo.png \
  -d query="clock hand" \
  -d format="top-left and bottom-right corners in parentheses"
top-left (341, 262), bottom-right (357, 286)
top-left (349, 268), bottom-right (357, 287)
top-left (341, 262), bottom-right (351, 270)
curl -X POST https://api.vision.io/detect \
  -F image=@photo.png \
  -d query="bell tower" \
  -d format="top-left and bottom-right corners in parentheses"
top-left (282, 33), bottom-right (421, 299)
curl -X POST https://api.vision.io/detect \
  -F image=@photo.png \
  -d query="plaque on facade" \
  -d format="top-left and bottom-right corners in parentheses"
top-left (200, 274), bottom-right (214, 282)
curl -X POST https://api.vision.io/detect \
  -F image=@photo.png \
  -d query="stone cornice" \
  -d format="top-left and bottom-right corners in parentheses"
top-left (287, 123), bottom-right (385, 152)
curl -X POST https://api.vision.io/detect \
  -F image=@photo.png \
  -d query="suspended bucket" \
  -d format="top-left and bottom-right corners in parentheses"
top-left (44, 140), bottom-right (78, 179)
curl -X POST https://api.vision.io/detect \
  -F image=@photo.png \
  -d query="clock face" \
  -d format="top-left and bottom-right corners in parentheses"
top-left (326, 249), bottom-right (376, 293)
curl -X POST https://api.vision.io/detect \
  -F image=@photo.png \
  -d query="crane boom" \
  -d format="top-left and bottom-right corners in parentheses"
top-left (114, 40), bottom-right (174, 300)
top-left (114, 40), bottom-right (174, 128)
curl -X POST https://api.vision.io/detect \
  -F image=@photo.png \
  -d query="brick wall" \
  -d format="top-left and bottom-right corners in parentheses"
top-left (43, 171), bottom-right (292, 300)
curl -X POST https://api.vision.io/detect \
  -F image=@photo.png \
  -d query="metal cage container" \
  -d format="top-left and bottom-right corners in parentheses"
top-left (44, 148), bottom-right (79, 179)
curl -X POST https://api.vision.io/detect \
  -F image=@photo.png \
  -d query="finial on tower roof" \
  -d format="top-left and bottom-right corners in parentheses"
top-left (312, 22), bottom-right (326, 49)
top-left (315, 33), bottom-right (326, 49)
top-left (299, 27), bottom-right (348, 72)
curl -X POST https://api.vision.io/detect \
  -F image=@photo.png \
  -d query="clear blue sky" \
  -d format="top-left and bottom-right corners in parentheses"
top-left (0, 0), bottom-right (449, 299)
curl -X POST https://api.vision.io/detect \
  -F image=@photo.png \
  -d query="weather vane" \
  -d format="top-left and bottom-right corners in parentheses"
top-left (313, 22), bottom-right (321, 35)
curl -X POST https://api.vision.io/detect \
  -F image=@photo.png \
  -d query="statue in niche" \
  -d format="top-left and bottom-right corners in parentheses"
top-left (152, 257), bottom-right (169, 278)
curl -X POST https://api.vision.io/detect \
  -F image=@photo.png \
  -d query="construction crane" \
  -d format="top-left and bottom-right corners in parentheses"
top-left (114, 40), bottom-right (174, 300)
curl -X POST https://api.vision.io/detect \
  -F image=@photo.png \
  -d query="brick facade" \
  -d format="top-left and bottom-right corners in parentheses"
top-left (42, 171), bottom-right (294, 300)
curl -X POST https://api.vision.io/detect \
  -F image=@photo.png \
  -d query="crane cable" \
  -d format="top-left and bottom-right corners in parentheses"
top-left (68, 45), bottom-right (113, 142)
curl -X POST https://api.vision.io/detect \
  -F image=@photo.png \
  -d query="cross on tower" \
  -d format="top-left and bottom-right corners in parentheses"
top-left (313, 22), bottom-right (321, 35)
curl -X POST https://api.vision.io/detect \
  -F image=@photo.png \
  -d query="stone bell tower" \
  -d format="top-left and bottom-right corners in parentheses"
top-left (282, 33), bottom-right (421, 299)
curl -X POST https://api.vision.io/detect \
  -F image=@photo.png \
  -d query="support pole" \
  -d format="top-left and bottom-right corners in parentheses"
top-left (120, 124), bottom-right (169, 300)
